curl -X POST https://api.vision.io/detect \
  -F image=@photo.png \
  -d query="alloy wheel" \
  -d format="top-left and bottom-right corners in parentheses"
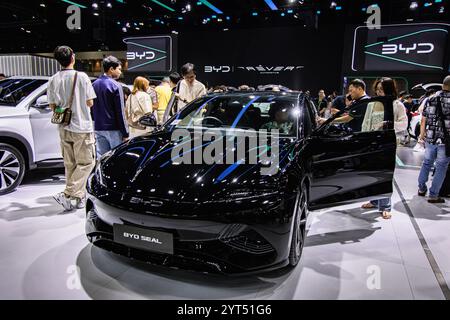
top-left (0, 144), bottom-right (25, 195)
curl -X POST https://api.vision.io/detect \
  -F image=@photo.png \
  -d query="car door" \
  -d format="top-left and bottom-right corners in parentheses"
top-left (28, 88), bottom-right (62, 162)
top-left (307, 96), bottom-right (396, 209)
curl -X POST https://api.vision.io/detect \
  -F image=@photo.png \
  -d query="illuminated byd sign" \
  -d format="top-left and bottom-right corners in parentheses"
top-left (352, 23), bottom-right (449, 72)
top-left (381, 43), bottom-right (434, 55)
top-left (123, 36), bottom-right (172, 72)
top-left (126, 51), bottom-right (156, 60)
top-left (204, 66), bottom-right (232, 73)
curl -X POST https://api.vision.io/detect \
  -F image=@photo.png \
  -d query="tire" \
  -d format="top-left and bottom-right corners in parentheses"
top-left (0, 143), bottom-right (26, 195)
top-left (288, 184), bottom-right (308, 267)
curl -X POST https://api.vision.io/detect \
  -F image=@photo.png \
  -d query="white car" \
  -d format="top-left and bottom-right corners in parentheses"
top-left (0, 76), bottom-right (62, 195)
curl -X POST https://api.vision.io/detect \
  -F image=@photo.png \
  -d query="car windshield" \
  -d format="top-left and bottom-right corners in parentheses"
top-left (0, 79), bottom-right (46, 106)
top-left (167, 94), bottom-right (299, 136)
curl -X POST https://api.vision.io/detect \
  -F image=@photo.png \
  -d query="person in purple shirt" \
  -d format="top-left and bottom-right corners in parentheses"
top-left (92, 56), bottom-right (129, 158)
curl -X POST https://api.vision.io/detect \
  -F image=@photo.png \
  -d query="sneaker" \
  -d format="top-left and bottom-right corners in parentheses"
top-left (53, 192), bottom-right (74, 211)
top-left (428, 197), bottom-right (445, 204)
top-left (418, 190), bottom-right (427, 197)
top-left (74, 196), bottom-right (86, 209)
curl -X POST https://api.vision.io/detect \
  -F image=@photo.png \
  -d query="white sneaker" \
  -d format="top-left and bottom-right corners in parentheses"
top-left (53, 192), bottom-right (74, 211)
top-left (74, 196), bottom-right (86, 209)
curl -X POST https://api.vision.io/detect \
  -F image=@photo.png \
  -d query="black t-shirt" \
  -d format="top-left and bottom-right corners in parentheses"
top-left (314, 97), bottom-right (328, 112)
top-left (332, 95), bottom-right (346, 111)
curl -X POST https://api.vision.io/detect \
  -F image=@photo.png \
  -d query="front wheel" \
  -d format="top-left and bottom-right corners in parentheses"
top-left (0, 143), bottom-right (26, 195)
top-left (288, 184), bottom-right (308, 267)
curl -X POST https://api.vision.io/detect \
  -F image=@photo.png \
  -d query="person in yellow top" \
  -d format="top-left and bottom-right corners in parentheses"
top-left (154, 77), bottom-right (172, 124)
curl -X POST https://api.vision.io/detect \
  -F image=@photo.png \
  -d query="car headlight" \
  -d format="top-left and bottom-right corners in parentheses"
top-left (94, 150), bottom-right (115, 187)
top-left (223, 189), bottom-right (279, 201)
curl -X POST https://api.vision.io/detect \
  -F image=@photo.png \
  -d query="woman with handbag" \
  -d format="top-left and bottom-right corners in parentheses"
top-left (360, 77), bottom-right (408, 219)
top-left (125, 77), bottom-right (154, 138)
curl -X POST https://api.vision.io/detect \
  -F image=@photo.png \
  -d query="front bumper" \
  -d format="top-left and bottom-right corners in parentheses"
top-left (85, 196), bottom-right (293, 275)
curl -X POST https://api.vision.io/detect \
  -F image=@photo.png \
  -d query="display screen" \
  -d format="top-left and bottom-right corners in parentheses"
top-left (123, 36), bottom-right (172, 73)
top-left (352, 24), bottom-right (449, 72)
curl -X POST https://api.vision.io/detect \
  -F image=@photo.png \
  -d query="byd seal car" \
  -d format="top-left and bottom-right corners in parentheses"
top-left (86, 92), bottom-right (396, 274)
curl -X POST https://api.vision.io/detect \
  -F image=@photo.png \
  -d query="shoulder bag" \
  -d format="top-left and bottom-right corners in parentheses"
top-left (51, 72), bottom-right (77, 126)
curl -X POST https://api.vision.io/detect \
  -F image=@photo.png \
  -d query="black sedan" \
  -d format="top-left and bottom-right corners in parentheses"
top-left (86, 91), bottom-right (396, 274)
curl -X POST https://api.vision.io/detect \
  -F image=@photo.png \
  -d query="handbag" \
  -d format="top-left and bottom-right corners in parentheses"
top-left (51, 72), bottom-right (78, 126)
top-left (126, 93), bottom-right (150, 130)
top-left (436, 96), bottom-right (450, 157)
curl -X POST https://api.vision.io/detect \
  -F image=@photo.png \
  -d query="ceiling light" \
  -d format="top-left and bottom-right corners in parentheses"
top-left (92, 2), bottom-right (98, 9)
top-left (409, 1), bottom-right (418, 10)
top-left (330, 1), bottom-right (337, 9)
top-left (264, 0), bottom-right (278, 10)
top-left (106, 2), bottom-right (112, 8)
top-left (198, 0), bottom-right (223, 14)
top-left (149, 0), bottom-right (176, 12)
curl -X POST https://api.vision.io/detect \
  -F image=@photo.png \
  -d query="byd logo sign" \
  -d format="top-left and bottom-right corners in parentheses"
top-left (126, 51), bottom-right (157, 60)
top-left (205, 66), bottom-right (232, 73)
top-left (381, 43), bottom-right (434, 55)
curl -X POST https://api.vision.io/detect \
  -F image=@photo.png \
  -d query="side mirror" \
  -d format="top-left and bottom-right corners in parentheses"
top-left (139, 113), bottom-right (158, 127)
top-left (34, 95), bottom-right (50, 109)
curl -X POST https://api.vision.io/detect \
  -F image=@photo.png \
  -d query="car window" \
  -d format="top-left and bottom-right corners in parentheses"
top-left (0, 79), bottom-right (47, 106)
top-left (168, 95), bottom-right (299, 136)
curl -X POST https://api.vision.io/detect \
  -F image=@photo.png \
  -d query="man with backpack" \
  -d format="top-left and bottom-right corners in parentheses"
top-left (418, 75), bottom-right (450, 203)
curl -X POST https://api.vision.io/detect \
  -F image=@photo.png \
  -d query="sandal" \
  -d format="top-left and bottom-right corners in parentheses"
top-left (361, 202), bottom-right (376, 209)
top-left (382, 211), bottom-right (392, 219)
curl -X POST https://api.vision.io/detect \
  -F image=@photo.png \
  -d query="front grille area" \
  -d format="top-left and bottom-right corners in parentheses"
top-left (219, 224), bottom-right (275, 255)
top-left (86, 210), bottom-right (280, 274)
top-left (223, 236), bottom-right (275, 255)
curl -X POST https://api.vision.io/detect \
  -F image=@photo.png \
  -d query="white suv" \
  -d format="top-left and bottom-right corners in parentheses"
top-left (0, 76), bottom-right (62, 195)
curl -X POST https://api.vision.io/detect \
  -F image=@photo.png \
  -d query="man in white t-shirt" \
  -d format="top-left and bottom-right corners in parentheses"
top-left (177, 63), bottom-right (207, 110)
top-left (47, 46), bottom-right (97, 211)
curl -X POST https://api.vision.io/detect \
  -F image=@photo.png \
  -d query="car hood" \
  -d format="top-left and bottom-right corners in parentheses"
top-left (0, 105), bottom-right (28, 118)
top-left (100, 129), bottom-right (297, 203)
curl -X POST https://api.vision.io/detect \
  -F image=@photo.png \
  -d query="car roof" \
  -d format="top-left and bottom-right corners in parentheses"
top-left (5, 76), bottom-right (50, 80)
top-left (208, 91), bottom-right (302, 98)
top-left (411, 83), bottom-right (442, 91)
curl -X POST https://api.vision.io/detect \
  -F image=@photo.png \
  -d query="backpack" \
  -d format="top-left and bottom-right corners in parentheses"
top-left (125, 93), bottom-right (148, 130)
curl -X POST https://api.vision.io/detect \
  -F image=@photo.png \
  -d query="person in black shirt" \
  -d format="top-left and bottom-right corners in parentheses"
top-left (314, 89), bottom-right (328, 114)
top-left (418, 75), bottom-right (450, 203)
top-left (331, 95), bottom-right (346, 112)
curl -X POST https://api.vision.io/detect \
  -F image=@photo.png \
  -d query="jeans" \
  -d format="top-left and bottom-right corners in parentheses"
top-left (370, 198), bottom-right (391, 212)
top-left (95, 130), bottom-right (123, 159)
top-left (418, 142), bottom-right (450, 198)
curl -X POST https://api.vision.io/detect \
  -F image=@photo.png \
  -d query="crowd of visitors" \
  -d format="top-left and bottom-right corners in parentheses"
top-left (45, 46), bottom-right (450, 213)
